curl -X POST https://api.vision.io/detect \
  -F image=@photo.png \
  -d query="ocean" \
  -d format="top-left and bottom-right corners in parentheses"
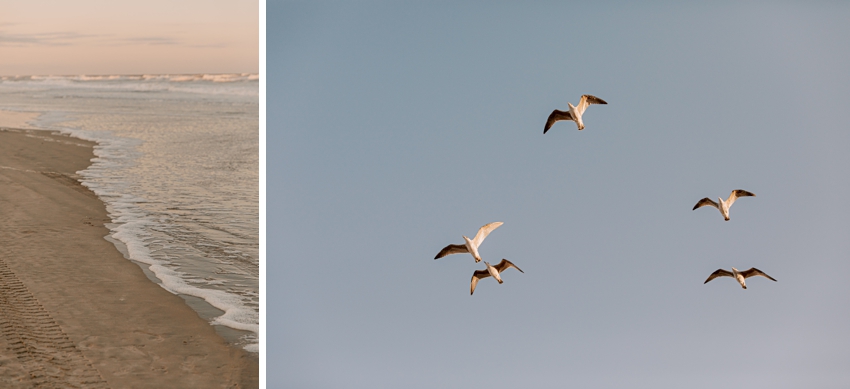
top-left (0, 74), bottom-right (259, 352)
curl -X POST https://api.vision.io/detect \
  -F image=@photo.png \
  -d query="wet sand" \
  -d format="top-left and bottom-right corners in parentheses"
top-left (0, 127), bottom-right (258, 388)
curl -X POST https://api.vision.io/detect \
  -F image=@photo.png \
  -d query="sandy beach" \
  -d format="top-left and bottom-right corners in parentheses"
top-left (0, 126), bottom-right (258, 388)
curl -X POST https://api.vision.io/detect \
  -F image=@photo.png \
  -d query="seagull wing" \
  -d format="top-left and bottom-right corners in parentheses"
top-left (727, 189), bottom-right (755, 207)
top-left (434, 244), bottom-right (468, 259)
top-left (472, 222), bottom-right (503, 247)
top-left (693, 197), bottom-right (719, 211)
top-left (576, 94), bottom-right (608, 115)
top-left (544, 110), bottom-right (574, 134)
top-left (740, 267), bottom-right (776, 282)
top-left (471, 269), bottom-right (492, 295)
top-left (704, 269), bottom-right (734, 284)
top-left (493, 259), bottom-right (524, 274)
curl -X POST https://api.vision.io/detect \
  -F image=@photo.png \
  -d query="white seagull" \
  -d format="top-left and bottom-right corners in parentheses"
top-left (544, 94), bottom-right (608, 133)
top-left (470, 259), bottom-right (524, 295)
top-left (704, 267), bottom-right (776, 289)
top-left (434, 222), bottom-right (503, 263)
top-left (692, 189), bottom-right (755, 221)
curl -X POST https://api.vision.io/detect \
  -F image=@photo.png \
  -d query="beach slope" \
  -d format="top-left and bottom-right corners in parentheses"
top-left (0, 128), bottom-right (258, 388)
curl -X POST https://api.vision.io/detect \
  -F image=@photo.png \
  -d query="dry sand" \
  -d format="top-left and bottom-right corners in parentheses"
top-left (0, 127), bottom-right (258, 388)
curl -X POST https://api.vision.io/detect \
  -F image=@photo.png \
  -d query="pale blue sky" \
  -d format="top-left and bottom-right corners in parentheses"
top-left (270, 2), bottom-right (850, 388)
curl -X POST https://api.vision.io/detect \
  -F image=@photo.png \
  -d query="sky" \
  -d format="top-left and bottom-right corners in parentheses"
top-left (271, 2), bottom-right (850, 388)
top-left (1, 0), bottom-right (258, 75)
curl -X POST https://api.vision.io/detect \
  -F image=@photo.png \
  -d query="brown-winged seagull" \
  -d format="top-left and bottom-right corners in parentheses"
top-left (692, 189), bottom-right (755, 221)
top-left (544, 94), bottom-right (608, 133)
top-left (470, 259), bottom-right (524, 295)
top-left (704, 267), bottom-right (776, 289)
top-left (434, 222), bottom-right (503, 263)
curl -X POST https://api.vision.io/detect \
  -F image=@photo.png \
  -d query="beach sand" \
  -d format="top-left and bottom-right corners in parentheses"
top-left (0, 127), bottom-right (258, 388)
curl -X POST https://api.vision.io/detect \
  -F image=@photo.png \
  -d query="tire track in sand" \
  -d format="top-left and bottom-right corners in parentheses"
top-left (0, 256), bottom-right (110, 389)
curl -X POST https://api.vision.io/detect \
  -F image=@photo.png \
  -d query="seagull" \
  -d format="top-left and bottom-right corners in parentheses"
top-left (434, 222), bottom-right (503, 263)
top-left (704, 267), bottom-right (776, 289)
top-left (544, 94), bottom-right (608, 133)
top-left (692, 189), bottom-right (755, 221)
top-left (470, 259), bottom-right (524, 295)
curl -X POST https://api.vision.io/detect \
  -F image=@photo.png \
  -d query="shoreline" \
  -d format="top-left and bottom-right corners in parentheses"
top-left (102, 234), bottom-right (257, 349)
top-left (0, 127), bottom-right (258, 387)
top-left (2, 108), bottom-right (260, 349)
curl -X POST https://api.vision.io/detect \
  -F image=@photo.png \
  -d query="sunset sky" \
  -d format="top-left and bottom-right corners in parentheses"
top-left (2, 0), bottom-right (258, 75)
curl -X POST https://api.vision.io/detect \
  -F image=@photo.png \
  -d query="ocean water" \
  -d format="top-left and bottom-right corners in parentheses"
top-left (0, 74), bottom-right (259, 352)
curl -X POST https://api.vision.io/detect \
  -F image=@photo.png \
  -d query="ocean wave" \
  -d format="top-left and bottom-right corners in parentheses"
top-left (2, 73), bottom-right (258, 83)
top-left (0, 74), bottom-right (259, 97)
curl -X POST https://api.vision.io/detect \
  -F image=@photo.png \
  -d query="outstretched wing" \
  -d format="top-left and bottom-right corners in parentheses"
top-left (740, 267), bottom-right (776, 282)
top-left (544, 110), bottom-right (574, 134)
top-left (470, 270), bottom-right (492, 295)
top-left (576, 94), bottom-right (608, 115)
top-left (434, 244), bottom-right (468, 259)
top-left (493, 259), bottom-right (524, 274)
top-left (693, 197), bottom-right (719, 211)
top-left (704, 269), bottom-right (733, 284)
top-left (472, 222), bottom-right (503, 247)
top-left (727, 189), bottom-right (755, 207)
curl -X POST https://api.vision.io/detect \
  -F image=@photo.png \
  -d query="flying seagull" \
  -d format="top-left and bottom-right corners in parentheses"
top-left (434, 222), bottom-right (503, 263)
top-left (692, 189), bottom-right (755, 221)
top-left (704, 267), bottom-right (776, 289)
top-left (470, 259), bottom-right (524, 295)
top-left (544, 94), bottom-right (608, 133)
